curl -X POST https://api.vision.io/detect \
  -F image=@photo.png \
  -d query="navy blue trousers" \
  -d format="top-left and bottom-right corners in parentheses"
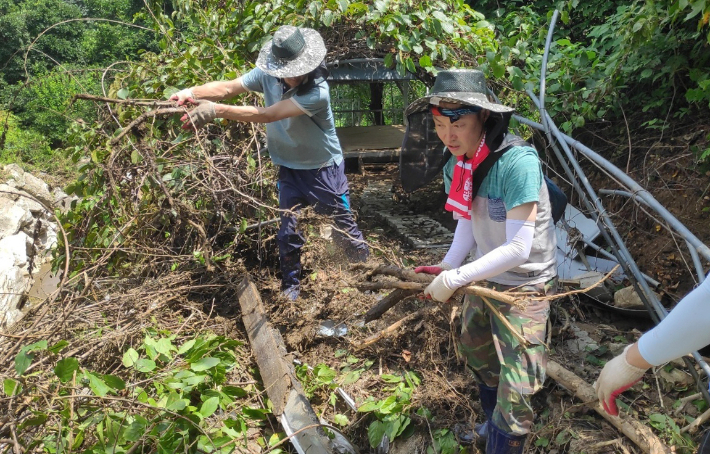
top-left (278, 162), bottom-right (369, 290)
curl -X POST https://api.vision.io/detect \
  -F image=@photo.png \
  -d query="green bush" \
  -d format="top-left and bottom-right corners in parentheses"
top-left (0, 110), bottom-right (52, 167)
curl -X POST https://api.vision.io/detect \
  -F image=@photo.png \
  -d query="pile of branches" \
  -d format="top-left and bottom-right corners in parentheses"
top-left (0, 96), bottom-right (289, 452)
top-left (64, 95), bottom-right (281, 279)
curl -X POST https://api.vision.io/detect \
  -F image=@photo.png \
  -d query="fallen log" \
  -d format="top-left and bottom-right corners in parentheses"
top-left (546, 360), bottom-right (669, 454)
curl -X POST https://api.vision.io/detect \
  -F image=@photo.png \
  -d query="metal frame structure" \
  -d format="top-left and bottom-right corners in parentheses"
top-left (531, 10), bottom-right (710, 404)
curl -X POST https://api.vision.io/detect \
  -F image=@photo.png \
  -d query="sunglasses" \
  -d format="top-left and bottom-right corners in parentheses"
top-left (430, 105), bottom-right (482, 123)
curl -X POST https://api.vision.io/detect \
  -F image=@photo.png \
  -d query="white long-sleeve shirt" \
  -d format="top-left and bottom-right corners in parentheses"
top-left (638, 276), bottom-right (710, 366)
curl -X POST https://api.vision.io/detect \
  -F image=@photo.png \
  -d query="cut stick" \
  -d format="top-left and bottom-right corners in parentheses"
top-left (354, 308), bottom-right (428, 351)
top-left (681, 407), bottom-right (710, 434)
top-left (363, 288), bottom-right (419, 323)
top-left (355, 281), bottom-right (526, 309)
top-left (546, 360), bottom-right (669, 454)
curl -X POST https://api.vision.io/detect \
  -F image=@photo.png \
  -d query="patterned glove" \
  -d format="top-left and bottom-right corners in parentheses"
top-left (170, 88), bottom-right (195, 106)
top-left (424, 272), bottom-right (456, 302)
top-left (414, 262), bottom-right (452, 276)
top-left (593, 345), bottom-right (647, 416)
top-left (181, 99), bottom-right (217, 129)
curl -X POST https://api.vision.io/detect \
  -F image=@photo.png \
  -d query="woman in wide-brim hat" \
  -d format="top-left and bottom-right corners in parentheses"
top-left (170, 25), bottom-right (369, 301)
top-left (407, 68), bottom-right (558, 454)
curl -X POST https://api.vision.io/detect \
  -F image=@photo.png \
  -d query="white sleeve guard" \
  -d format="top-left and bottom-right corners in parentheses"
top-left (638, 276), bottom-right (710, 366)
top-left (441, 218), bottom-right (476, 269)
top-left (443, 219), bottom-right (535, 289)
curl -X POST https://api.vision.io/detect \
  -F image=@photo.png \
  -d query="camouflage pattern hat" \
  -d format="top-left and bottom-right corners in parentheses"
top-left (256, 26), bottom-right (327, 78)
top-left (405, 69), bottom-right (514, 116)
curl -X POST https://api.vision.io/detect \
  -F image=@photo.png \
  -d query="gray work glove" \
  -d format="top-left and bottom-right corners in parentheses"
top-left (180, 99), bottom-right (217, 129)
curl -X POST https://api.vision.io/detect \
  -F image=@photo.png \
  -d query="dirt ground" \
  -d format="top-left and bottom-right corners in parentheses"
top-left (241, 115), bottom-right (710, 454)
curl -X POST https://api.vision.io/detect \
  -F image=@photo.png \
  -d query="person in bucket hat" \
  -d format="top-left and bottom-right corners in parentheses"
top-left (406, 69), bottom-right (557, 454)
top-left (171, 25), bottom-right (369, 301)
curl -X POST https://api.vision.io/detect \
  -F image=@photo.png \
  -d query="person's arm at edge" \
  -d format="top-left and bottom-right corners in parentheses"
top-left (214, 97), bottom-right (305, 124)
top-left (191, 78), bottom-right (248, 102)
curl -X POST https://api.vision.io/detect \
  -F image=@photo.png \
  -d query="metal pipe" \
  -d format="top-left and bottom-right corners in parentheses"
top-left (687, 241), bottom-right (706, 284)
top-left (539, 9), bottom-right (559, 136)
top-left (561, 136), bottom-right (710, 263)
top-left (598, 189), bottom-right (648, 206)
top-left (530, 90), bottom-right (665, 317)
top-left (514, 116), bottom-right (710, 284)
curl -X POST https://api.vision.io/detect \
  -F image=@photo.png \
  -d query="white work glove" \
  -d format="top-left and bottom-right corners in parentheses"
top-left (423, 271), bottom-right (457, 302)
top-left (414, 262), bottom-right (452, 276)
top-left (180, 99), bottom-right (217, 129)
top-left (170, 88), bottom-right (195, 106)
top-left (593, 345), bottom-right (647, 416)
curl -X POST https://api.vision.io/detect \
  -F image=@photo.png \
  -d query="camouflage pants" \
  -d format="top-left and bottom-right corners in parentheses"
top-left (458, 279), bottom-right (556, 435)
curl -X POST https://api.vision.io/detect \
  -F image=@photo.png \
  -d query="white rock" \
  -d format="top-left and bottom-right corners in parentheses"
top-left (614, 286), bottom-right (657, 309)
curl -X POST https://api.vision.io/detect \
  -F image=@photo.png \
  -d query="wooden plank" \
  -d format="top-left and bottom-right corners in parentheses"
top-left (336, 125), bottom-right (405, 156)
top-left (236, 276), bottom-right (338, 454)
top-left (237, 276), bottom-right (294, 415)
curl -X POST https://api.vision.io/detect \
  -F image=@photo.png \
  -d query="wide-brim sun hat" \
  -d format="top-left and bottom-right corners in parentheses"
top-left (256, 25), bottom-right (327, 78)
top-left (400, 68), bottom-right (514, 193)
top-left (405, 68), bottom-right (514, 116)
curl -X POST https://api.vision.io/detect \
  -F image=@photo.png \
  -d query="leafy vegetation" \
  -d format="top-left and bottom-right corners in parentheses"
top-left (4, 330), bottom-right (286, 453)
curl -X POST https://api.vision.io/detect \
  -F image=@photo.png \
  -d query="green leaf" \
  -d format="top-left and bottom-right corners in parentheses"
top-left (358, 400), bottom-right (381, 412)
top-left (405, 57), bottom-right (416, 73)
top-left (166, 392), bottom-right (187, 411)
top-left (54, 357), bottom-right (80, 383)
top-left (48, 340), bottom-right (69, 354)
top-left (418, 55), bottom-right (432, 68)
top-left (135, 358), bottom-right (157, 373)
top-left (334, 414), bottom-right (349, 426)
top-left (555, 429), bottom-right (572, 445)
top-left (367, 420), bottom-right (386, 448)
top-left (124, 420), bottom-right (146, 442)
top-left (154, 338), bottom-right (174, 356)
top-left (103, 374), bottom-right (126, 390)
top-left (323, 10), bottom-right (335, 27)
top-left (19, 412), bottom-right (47, 429)
top-left (117, 88), bottom-right (129, 100)
top-left (87, 372), bottom-right (110, 397)
top-left (191, 357), bottom-right (220, 371)
top-left (3, 379), bottom-right (22, 397)
top-left (200, 396), bottom-right (220, 417)
top-left (222, 386), bottom-right (247, 398)
top-left (380, 374), bottom-right (402, 383)
top-left (384, 53), bottom-right (394, 68)
top-left (178, 339), bottom-right (196, 355)
top-left (15, 340), bottom-right (48, 376)
top-left (122, 348), bottom-right (139, 367)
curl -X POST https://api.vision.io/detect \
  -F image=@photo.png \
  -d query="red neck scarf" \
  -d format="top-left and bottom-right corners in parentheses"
top-left (445, 133), bottom-right (489, 219)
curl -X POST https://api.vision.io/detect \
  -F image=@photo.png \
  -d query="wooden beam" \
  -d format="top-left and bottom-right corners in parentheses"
top-left (237, 276), bottom-right (340, 453)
